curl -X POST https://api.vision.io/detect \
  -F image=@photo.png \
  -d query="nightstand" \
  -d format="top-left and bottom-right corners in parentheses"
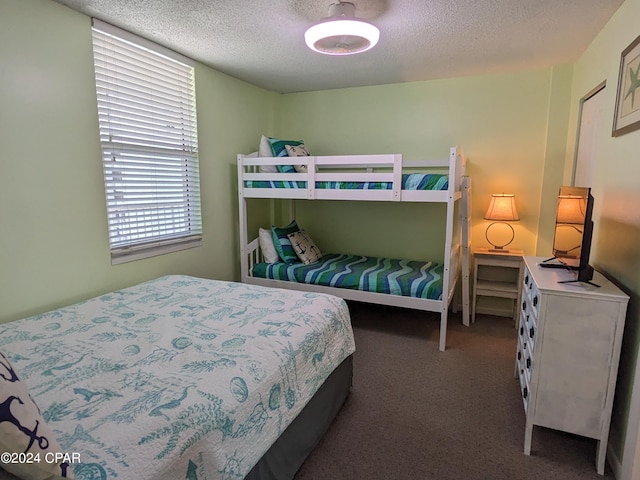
top-left (472, 248), bottom-right (524, 324)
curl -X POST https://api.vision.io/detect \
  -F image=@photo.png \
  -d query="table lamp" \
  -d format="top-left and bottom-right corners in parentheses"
top-left (484, 193), bottom-right (520, 252)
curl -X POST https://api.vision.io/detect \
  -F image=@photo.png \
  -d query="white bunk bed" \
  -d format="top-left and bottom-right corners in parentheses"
top-left (237, 146), bottom-right (471, 351)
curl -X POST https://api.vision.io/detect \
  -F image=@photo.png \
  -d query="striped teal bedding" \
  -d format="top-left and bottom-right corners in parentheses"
top-left (252, 253), bottom-right (444, 300)
top-left (244, 173), bottom-right (448, 191)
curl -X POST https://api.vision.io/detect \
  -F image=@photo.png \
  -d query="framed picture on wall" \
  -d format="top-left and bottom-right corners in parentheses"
top-left (612, 34), bottom-right (640, 137)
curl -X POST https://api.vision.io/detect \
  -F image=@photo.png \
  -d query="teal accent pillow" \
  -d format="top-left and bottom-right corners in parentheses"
top-left (277, 164), bottom-right (297, 174)
top-left (271, 220), bottom-right (301, 263)
top-left (268, 137), bottom-right (304, 173)
top-left (268, 137), bottom-right (304, 157)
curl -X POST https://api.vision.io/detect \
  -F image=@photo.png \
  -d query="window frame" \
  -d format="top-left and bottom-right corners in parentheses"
top-left (91, 19), bottom-right (202, 265)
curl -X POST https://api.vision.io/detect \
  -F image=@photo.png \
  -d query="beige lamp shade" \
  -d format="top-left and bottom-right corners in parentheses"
top-left (556, 195), bottom-right (586, 224)
top-left (484, 194), bottom-right (520, 221)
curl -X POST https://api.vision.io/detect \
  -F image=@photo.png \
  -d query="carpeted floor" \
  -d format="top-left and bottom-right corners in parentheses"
top-left (294, 301), bottom-right (616, 480)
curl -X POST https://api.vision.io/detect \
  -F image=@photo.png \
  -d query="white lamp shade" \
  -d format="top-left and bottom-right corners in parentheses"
top-left (484, 194), bottom-right (520, 222)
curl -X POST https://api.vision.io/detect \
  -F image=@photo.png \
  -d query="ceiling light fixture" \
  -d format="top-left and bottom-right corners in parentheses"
top-left (305, 2), bottom-right (380, 56)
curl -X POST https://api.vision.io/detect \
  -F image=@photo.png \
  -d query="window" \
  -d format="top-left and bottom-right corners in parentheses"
top-left (91, 19), bottom-right (202, 264)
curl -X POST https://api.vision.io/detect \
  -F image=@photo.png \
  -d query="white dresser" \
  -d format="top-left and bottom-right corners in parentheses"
top-left (515, 256), bottom-right (629, 475)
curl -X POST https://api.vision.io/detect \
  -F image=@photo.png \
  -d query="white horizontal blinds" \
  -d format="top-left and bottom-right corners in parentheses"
top-left (91, 19), bottom-right (202, 260)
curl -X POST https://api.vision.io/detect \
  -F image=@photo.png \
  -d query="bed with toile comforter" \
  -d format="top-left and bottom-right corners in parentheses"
top-left (0, 275), bottom-right (355, 480)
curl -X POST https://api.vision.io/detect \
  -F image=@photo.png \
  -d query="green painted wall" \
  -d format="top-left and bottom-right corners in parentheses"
top-left (564, 0), bottom-right (640, 473)
top-left (0, 0), bottom-right (573, 319)
top-left (274, 69), bottom-right (570, 260)
top-left (3, 0), bottom-right (639, 474)
top-left (0, 0), bottom-right (275, 323)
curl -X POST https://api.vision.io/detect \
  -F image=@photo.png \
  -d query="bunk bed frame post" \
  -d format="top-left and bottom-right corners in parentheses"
top-left (392, 154), bottom-right (402, 200)
top-left (461, 177), bottom-right (472, 326)
top-left (238, 154), bottom-right (249, 283)
top-left (438, 147), bottom-right (456, 351)
top-left (438, 147), bottom-right (470, 349)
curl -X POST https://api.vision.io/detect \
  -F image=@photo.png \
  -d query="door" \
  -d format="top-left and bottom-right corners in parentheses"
top-left (573, 83), bottom-right (606, 187)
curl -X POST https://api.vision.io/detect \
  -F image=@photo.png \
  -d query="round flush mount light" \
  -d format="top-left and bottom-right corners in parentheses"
top-left (305, 2), bottom-right (380, 56)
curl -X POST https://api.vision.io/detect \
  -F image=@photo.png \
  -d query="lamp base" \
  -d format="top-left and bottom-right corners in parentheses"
top-left (485, 222), bottom-right (515, 252)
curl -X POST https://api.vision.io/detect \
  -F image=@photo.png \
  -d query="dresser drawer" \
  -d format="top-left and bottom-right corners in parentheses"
top-left (523, 268), bottom-right (540, 318)
top-left (523, 266), bottom-right (533, 292)
top-left (518, 313), bottom-right (528, 349)
top-left (520, 305), bottom-right (537, 356)
top-left (517, 333), bottom-right (532, 383)
top-left (524, 309), bottom-right (537, 354)
top-left (517, 342), bottom-right (530, 412)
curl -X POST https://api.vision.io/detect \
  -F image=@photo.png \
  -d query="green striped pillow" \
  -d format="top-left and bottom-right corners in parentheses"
top-left (268, 137), bottom-right (304, 174)
top-left (271, 220), bottom-right (301, 263)
top-left (268, 137), bottom-right (304, 157)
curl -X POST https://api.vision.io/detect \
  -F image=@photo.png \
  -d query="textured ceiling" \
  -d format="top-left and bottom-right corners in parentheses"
top-left (52, 0), bottom-right (624, 94)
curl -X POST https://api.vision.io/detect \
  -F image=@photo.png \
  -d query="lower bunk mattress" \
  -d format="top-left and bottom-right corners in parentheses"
top-left (0, 275), bottom-right (355, 480)
top-left (252, 253), bottom-right (444, 301)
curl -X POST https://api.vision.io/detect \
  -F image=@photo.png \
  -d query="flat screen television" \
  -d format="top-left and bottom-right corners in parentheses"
top-left (541, 186), bottom-right (595, 284)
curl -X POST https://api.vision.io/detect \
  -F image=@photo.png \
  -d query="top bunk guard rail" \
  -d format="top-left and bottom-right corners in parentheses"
top-left (238, 146), bottom-right (466, 203)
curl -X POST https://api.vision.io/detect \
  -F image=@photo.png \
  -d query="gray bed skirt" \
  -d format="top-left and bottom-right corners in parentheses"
top-left (245, 354), bottom-right (353, 480)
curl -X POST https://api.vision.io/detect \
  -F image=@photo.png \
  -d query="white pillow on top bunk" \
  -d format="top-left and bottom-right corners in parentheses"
top-left (258, 228), bottom-right (280, 264)
top-left (259, 135), bottom-right (273, 157)
top-left (258, 135), bottom-right (277, 173)
top-left (287, 230), bottom-right (323, 265)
